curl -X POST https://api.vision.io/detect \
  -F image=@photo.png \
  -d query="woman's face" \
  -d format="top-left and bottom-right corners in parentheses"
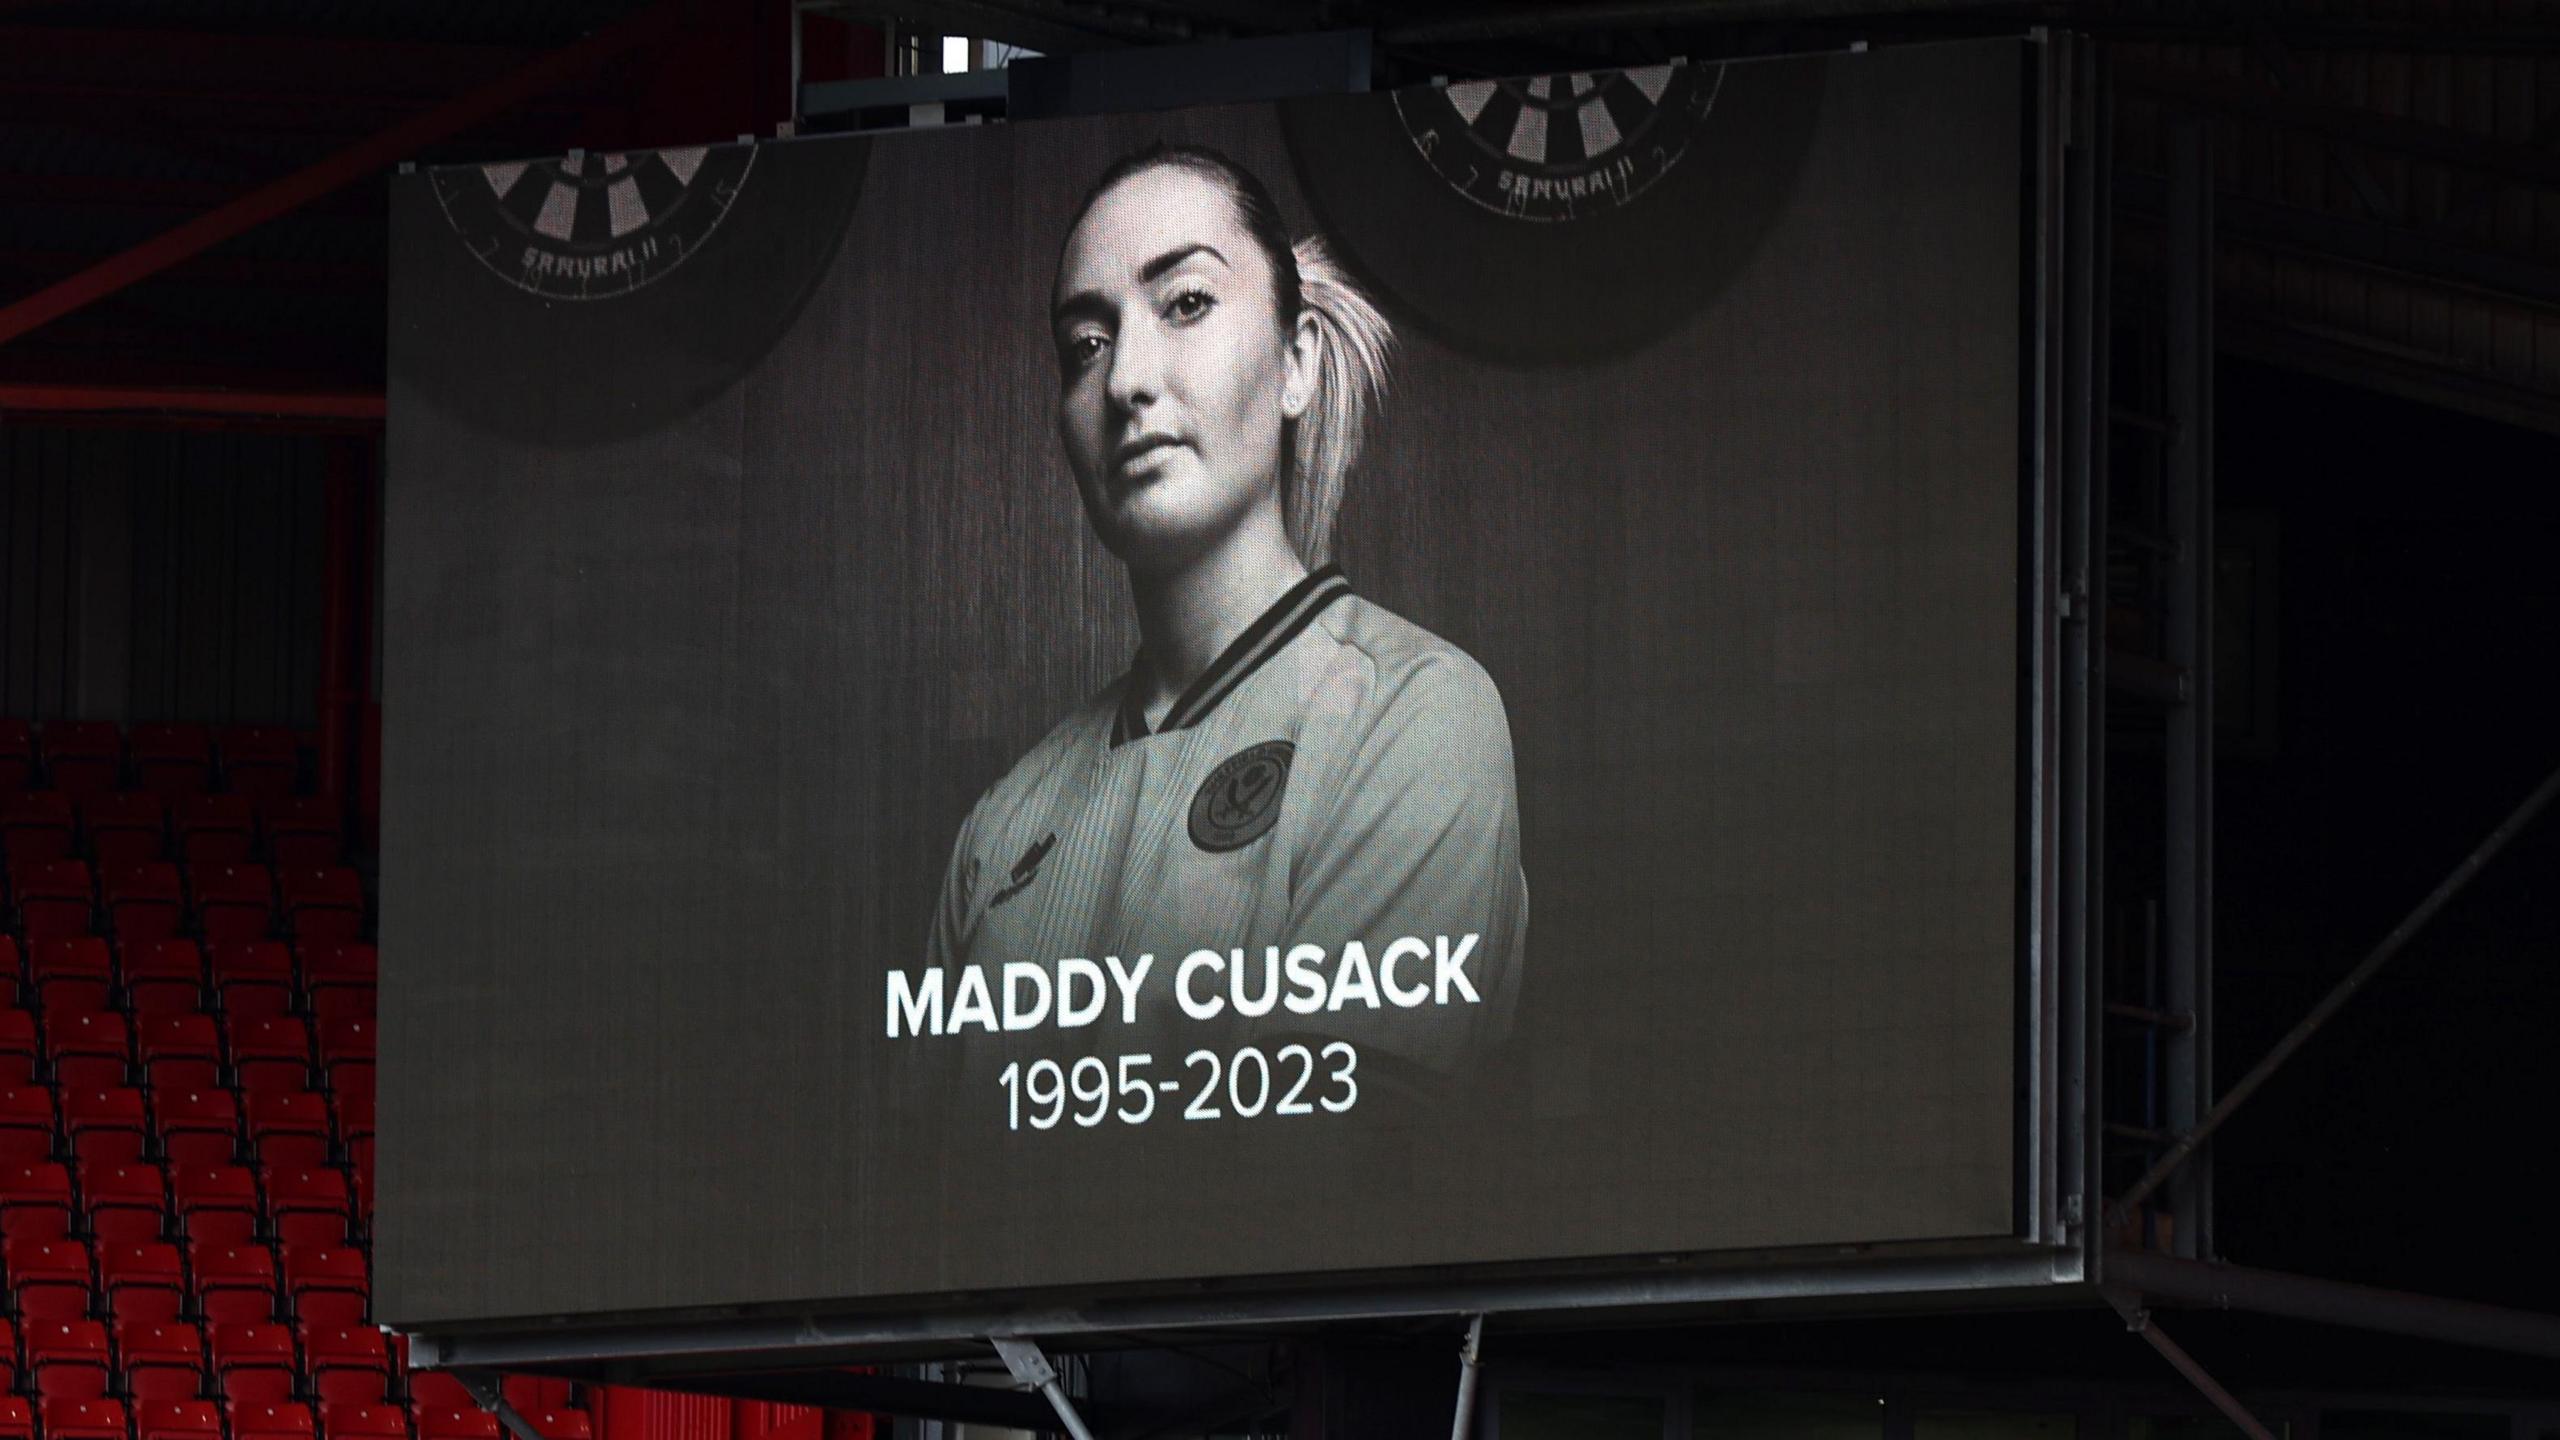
top-left (1052, 165), bottom-right (1313, 575)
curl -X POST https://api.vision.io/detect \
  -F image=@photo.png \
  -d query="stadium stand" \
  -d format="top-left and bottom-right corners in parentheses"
top-left (0, 720), bottom-right (644, 1440)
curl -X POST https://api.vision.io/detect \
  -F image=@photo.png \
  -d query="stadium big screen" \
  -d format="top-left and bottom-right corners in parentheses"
top-left (381, 39), bottom-right (2033, 1328)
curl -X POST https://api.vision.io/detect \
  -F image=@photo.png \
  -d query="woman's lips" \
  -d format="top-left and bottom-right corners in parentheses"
top-left (1113, 433), bottom-right (1183, 478)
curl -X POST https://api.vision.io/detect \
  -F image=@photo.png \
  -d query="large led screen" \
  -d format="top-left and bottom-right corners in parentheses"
top-left (380, 38), bottom-right (2029, 1328)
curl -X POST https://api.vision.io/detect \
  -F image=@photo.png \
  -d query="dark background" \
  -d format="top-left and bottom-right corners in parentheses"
top-left (378, 40), bottom-right (2025, 1328)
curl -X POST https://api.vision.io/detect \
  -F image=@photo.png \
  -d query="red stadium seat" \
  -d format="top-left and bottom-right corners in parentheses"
top-left (25, 1318), bottom-right (112, 1399)
top-left (31, 937), bottom-right (114, 1013)
top-left (523, 1412), bottom-right (591, 1440)
top-left (174, 797), bottom-right (257, 866)
top-left (333, 1088), bottom-right (373, 1159)
top-left (414, 1409), bottom-right (501, 1440)
top-left (139, 1400), bottom-right (227, 1440)
top-left (190, 864), bottom-right (275, 943)
top-left (264, 1165), bottom-right (349, 1248)
top-left (83, 793), bottom-right (169, 867)
top-left (277, 867), bottom-right (364, 946)
top-left (124, 940), bottom-right (206, 1018)
top-left (43, 1009), bottom-right (130, 1090)
top-left (304, 944), bottom-right (377, 1027)
top-left (499, 1380), bottom-right (574, 1416)
top-left (0, 1398), bottom-right (24, 1440)
top-left (304, 1325), bottom-right (390, 1408)
top-left (190, 1241), bottom-right (278, 1324)
top-left (0, 1161), bottom-right (73, 1240)
top-left (129, 725), bottom-right (212, 798)
top-left (262, 798), bottom-right (343, 870)
top-left (0, 936), bottom-right (18, 992)
top-left (217, 729), bottom-right (301, 801)
top-left (323, 1403), bottom-right (410, 1440)
top-left (142, 1013), bottom-right (226, 1094)
top-left (77, 1160), bottom-right (167, 1242)
top-left (117, 1319), bottom-right (207, 1403)
top-left (211, 943), bottom-right (296, 1021)
top-left (401, 1362), bottom-right (472, 1414)
top-left (234, 1402), bottom-right (320, 1440)
top-left (61, 1085), bottom-right (147, 1168)
top-left (100, 1240), bottom-right (187, 1326)
top-left (0, 718), bottom-right (31, 794)
top-left (212, 1322), bottom-right (298, 1405)
top-left (2, 792), bottom-right (77, 865)
top-left (230, 1015), bottom-right (311, 1094)
top-left (11, 859), bottom-right (94, 938)
top-left (0, 1085), bottom-right (54, 1164)
top-left (41, 722), bottom-right (123, 798)
top-left (0, 1319), bottom-right (16, 1390)
top-left (173, 1166), bottom-right (261, 1247)
top-left (318, 1018), bottom-right (374, 1095)
top-left (37, 1398), bottom-right (127, 1440)
top-left (0, 1015), bottom-right (41, 1088)
top-left (155, 1085), bottom-right (241, 1167)
top-left (251, 1093), bottom-right (332, 1169)
top-left (284, 1245), bottom-right (370, 1328)
top-left (4, 1236), bottom-right (93, 1320)
top-left (348, 1155), bottom-right (373, 1232)
top-left (104, 862), bottom-right (187, 943)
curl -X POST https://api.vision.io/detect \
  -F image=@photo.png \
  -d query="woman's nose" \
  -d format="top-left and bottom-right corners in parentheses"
top-left (1107, 317), bottom-right (1164, 411)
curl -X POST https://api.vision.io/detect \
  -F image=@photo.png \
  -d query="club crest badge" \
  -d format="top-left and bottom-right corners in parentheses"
top-left (1190, 741), bottom-right (1294, 853)
top-left (1392, 64), bottom-right (1720, 223)
top-left (430, 145), bottom-right (755, 301)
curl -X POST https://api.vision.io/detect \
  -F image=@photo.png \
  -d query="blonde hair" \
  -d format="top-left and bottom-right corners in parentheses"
top-left (1282, 233), bottom-right (1393, 565)
top-left (1069, 144), bottom-right (1397, 567)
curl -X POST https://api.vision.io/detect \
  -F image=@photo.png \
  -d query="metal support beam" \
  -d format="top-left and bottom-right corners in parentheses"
top-left (2157, 110), bottom-right (2214, 1260)
top-left (0, 0), bottom-right (692, 350)
top-left (2109, 1252), bottom-right (2560, 1361)
top-left (2102, 1291), bottom-right (2277, 1440)
top-left (1447, 1315), bottom-right (1486, 1440)
top-left (453, 1370), bottom-right (560, 1440)
top-left (991, 1335), bottom-right (1099, 1440)
top-left (2110, 753), bottom-right (2560, 1222)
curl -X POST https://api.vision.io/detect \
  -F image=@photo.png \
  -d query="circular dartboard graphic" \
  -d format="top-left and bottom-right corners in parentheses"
top-left (396, 138), bottom-right (867, 444)
top-left (429, 146), bottom-right (753, 301)
top-left (1283, 57), bottom-right (1826, 365)
top-left (1394, 64), bottom-right (1720, 222)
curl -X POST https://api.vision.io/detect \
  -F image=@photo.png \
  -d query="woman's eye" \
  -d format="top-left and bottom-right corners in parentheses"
top-left (1165, 287), bottom-right (1214, 323)
top-left (1064, 333), bottom-right (1108, 367)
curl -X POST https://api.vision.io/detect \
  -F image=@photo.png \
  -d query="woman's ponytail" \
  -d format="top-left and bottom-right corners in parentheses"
top-left (1284, 234), bottom-right (1394, 568)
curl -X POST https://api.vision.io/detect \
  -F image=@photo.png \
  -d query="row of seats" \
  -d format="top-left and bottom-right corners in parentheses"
top-left (2, 1010), bottom-right (375, 1095)
top-left (5, 941), bottom-right (376, 1027)
top-left (3, 796), bottom-right (345, 871)
top-left (0, 1396), bottom-right (587, 1440)
top-left (4, 866), bottom-right (364, 948)
top-left (0, 1158), bottom-right (369, 1244)
top-left (0, 727), bottom-right (306, 803)
top-left (6, 1315), bottom-right (390, 1402)
top-left (5, 1080), bottom-right (372, 1158)
top-left (9, 1239), bottom-right (368, 1323)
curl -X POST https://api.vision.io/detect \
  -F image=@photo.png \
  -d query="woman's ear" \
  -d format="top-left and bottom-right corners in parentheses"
top-left (1280, 307), bottom-right (1320, 420)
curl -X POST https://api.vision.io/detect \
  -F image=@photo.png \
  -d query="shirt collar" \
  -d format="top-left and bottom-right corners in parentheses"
top-left (1112, 564), bottom-right (1351, 747)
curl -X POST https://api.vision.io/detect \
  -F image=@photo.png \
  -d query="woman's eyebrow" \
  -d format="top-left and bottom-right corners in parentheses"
top-left (1138, 243), bottom-right (1227, 284)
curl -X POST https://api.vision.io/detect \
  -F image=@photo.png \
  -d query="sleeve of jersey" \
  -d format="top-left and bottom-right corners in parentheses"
top-left (1286, 653), bottom-right (1527, 1056)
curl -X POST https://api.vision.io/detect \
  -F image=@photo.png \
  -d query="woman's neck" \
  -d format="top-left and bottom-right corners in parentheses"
top-left (1129, 511), bottom-right (1306, 719)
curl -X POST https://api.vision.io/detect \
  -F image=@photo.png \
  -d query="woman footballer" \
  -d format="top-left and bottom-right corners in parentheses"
top-left (922, 143), bottom-right (1526, 1079)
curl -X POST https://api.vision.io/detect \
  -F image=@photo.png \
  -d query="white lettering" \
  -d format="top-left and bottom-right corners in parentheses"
top-left (1056, 958), bottom-right (1106, 1028)
top-left (1177, 949), bottom-right (1226, 1020)
top-left (1231, 946), bottom-right (1280, 1018)
top-left (948, 966), bottom-right (999, 1033)
top-left (1379, 937), bottom-right (1431, 1007)
top-left (886, 968), bottom-right (944, 1038)
top-left (1104, 953), bottom-right (1154, 1025)
top-left (1328, 941), bottom-right (1381, 1012)
top-left (1282, 944), bottom-right (1329, 1014)
top-left (1001, 961), bottom-right (1052, 1032)
top-left (1435, 932), bottom-right (1482, 1005)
